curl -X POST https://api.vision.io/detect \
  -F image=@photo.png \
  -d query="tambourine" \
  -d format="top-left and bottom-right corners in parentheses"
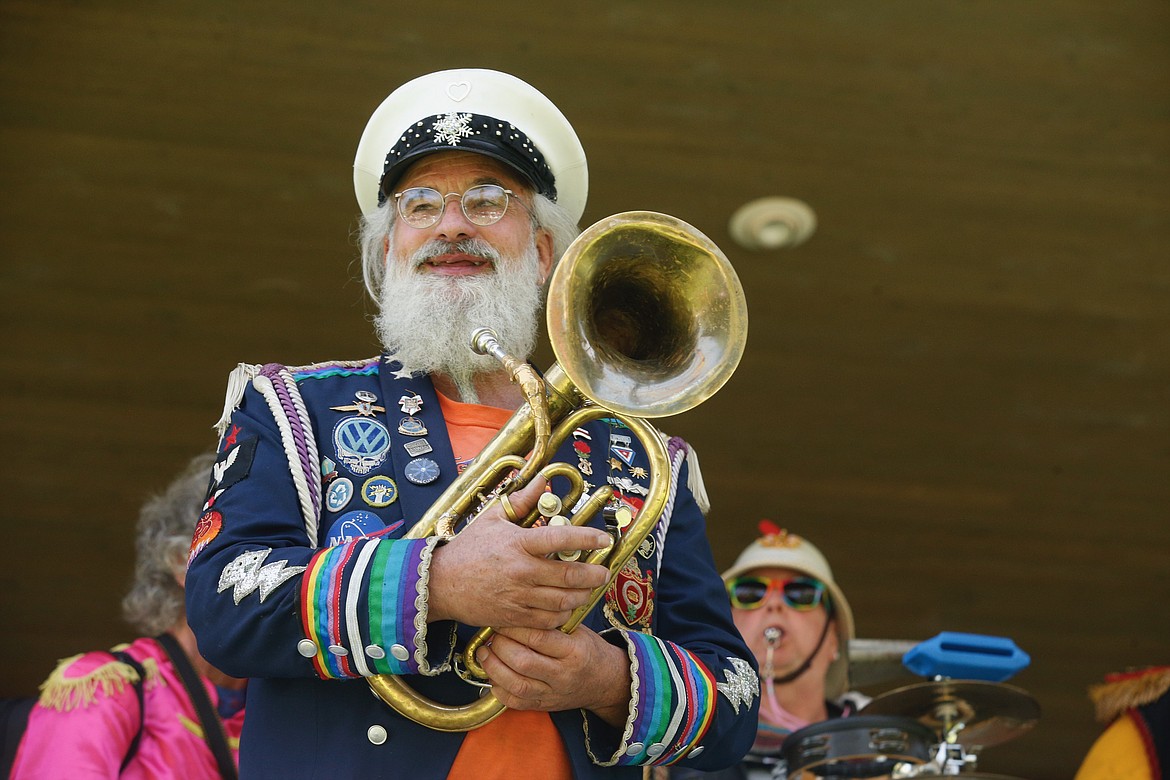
top-left (780, 715), bottom-right (936, 778)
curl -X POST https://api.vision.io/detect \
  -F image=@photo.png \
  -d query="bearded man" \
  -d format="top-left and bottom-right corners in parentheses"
top-left (185, 69), bottom-right (758, 780)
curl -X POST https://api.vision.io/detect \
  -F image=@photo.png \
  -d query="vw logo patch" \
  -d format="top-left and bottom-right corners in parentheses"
top-left (333, 416), bottom-right (391, 475)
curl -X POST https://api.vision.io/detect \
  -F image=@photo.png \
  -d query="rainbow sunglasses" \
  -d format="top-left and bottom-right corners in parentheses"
top-left (727, 575), bottom-right (829, 612)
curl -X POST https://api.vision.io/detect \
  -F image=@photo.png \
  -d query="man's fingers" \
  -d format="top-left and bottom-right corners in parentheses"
top-left (492, 626), bottom-right (574, 658)
top-left (492, 612), bottom-right (567, 631)
top-left (477, 632), bottom-right (563, 707)
top-left (520, 524), bottom-right (612, 558)
top-left (561, 560), bottom-right (609, 590)
top-left (479, 649), bottom-right (550, 709)
top-left (504, 476), bottom-right (549, 515)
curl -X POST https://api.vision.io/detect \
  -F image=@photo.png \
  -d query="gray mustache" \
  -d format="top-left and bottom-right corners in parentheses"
top-left (412, 238), bottom-right (501, 266)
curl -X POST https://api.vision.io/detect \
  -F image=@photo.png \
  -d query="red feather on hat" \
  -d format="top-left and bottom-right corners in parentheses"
top-left (759, 519), bottom-right (782, 537)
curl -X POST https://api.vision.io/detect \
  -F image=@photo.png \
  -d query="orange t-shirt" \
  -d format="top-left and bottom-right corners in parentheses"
top-left (438, 392), bottom-right (573, 780)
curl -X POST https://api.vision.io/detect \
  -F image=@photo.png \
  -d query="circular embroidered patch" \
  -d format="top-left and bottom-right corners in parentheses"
top-left (361, 475), bottom-right (399, 507)
top-left (326, 477), bottom-right (355, 513)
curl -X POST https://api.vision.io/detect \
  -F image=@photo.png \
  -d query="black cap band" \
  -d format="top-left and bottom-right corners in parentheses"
top-left (378, 112), bottom-right (557, 206)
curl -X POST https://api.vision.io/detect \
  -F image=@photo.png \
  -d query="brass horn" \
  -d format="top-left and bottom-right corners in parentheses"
top-left (367, 211), bottom-right (749, 731)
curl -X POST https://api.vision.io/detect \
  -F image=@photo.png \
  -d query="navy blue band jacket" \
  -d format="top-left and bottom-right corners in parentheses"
top-left (184, 356), bottom-right (759, 779)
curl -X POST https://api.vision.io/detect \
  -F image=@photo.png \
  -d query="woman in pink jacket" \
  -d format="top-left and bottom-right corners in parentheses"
top-left (10, 454), bottom-right (246, 779)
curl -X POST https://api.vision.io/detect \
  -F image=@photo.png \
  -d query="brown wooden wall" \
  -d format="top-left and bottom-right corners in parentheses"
top-left (2, 2), bottom-right (1167, 777)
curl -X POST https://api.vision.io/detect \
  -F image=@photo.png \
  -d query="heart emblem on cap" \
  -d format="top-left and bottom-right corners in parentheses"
top-left (446, 81), bottom-right (471, 102)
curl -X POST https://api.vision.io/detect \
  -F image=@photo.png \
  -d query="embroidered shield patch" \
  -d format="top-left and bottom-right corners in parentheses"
top-left (605, 557), bottom-right (654, 630)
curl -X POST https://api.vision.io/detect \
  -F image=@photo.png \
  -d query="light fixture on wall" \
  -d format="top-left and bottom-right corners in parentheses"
top-left (728, 196), bottom-right (817, 251)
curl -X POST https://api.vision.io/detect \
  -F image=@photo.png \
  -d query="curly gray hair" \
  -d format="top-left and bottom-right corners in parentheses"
top-left (121, 453), bottom-right (215, 635)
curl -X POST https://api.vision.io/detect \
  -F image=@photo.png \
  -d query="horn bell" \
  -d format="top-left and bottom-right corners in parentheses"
top-left (546, 210), bottom-right (749, 418)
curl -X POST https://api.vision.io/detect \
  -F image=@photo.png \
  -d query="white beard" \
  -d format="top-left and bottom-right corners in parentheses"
top-left (374, 236), bottom-right (543, 402)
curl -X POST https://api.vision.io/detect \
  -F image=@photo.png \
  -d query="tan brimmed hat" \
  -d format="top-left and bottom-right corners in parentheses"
top-left (723, 522), bottom-right (855, 699)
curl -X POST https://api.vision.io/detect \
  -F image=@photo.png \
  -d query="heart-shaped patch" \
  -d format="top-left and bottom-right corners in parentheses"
top-left (446, 81), bottom-right (471, 102)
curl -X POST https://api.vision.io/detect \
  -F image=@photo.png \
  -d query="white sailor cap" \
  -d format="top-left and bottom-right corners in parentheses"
top-left (353, 68), bottom-right (588, 223)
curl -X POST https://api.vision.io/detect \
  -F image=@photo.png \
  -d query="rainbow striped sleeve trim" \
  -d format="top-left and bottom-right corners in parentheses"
top-left (299, 537), bottom-right (438, 679)
top-left (603, 632), bottom-right (717, 766)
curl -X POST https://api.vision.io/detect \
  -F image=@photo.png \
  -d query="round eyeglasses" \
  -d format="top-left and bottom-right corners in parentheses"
top-left (393, 184), bottom-right (523, 229)
top-left (727, 575), bottom-right (828, 612)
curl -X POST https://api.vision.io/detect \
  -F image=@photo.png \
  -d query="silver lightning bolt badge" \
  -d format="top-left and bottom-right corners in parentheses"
top-left (217, 548), bottom-right (307, 605)
top-left (715, 657), bottom-right (760, 715)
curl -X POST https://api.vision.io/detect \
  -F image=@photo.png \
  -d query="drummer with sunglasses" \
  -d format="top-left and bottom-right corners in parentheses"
top-left (669, 521), bottom-right (861, 779)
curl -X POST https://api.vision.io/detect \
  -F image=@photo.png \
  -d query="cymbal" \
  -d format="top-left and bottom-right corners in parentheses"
top-left (861, 680), bottom-right (1040, 749)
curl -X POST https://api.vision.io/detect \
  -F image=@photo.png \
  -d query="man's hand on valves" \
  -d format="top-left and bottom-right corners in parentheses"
top-left (427, 476), bottom-right (613, 629)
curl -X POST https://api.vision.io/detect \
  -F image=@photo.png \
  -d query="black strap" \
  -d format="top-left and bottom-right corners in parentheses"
top-left (0, 697), bottom-right (37, 777)
top-left (155, 633), bottom-right (238, 780)
top-left (110, 651), bottom-right (147, 772)
top-left (772, 612), bottom-right (834, 686)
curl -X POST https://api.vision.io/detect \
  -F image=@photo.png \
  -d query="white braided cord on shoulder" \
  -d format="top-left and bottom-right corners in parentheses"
top-left (652, 433), bottom-right (685, 579)
top-left (283, 356), bottom-right (383, 375)
top-left (253, 374), bottom-right (320, 548)
top-left (278, 369), bottom-right (321, 544)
